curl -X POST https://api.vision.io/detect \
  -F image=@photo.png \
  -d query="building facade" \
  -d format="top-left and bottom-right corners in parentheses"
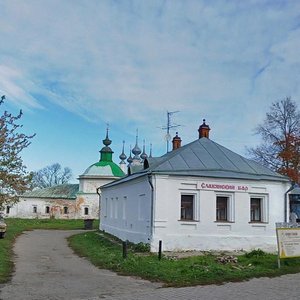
top-left (4, 130), bottom-right (124, 219)
top-left (100, 121), bottom-right (291, 252)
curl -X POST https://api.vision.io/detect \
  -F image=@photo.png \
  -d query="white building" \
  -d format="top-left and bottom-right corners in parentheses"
top-left (5, 130), bottom-right (125, 219)
top-left (100, 120), bottom-right (292, 252)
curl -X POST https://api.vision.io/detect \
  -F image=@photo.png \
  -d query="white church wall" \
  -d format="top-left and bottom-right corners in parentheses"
top-left (5, 197), bottom-right (78, 219)
top-left (79, 177), bottom-right (113, 194)
top-left (100, 175), bottom-right (152, 244)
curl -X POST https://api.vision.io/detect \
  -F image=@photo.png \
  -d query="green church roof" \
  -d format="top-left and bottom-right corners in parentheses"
top-left (81, 129), bottom-right (125, 178)
top-left (22, 184), bottom-right (79, 199)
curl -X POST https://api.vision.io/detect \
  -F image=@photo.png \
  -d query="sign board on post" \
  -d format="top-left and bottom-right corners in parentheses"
top-left (276, 223), bottom-right (300, 268)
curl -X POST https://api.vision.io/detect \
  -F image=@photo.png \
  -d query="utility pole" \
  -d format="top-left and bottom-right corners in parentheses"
top-left (161, 111), bottom-right (181, 152)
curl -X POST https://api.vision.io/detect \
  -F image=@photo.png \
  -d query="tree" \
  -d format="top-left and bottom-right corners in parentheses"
top-left (248, 97), bottom-right (300, 183)
top-left (32, 163), bottom-right (72, 189)
top-left (0, 95), bottom-right (35, 209)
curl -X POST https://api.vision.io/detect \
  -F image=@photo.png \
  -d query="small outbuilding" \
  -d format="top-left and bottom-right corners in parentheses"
top-left (100, 120), bottom-right (291, 252)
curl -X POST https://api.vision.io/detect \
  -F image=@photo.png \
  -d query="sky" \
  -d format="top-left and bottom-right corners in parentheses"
top-left (0, 0), bottom-right (300, 182)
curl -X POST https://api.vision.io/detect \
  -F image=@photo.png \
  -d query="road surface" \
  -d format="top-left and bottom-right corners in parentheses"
top-left (1, 230), bottom-right (300, 300)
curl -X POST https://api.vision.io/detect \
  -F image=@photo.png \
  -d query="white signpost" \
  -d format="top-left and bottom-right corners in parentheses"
top-left (276, 223), bottom-right (300, 268)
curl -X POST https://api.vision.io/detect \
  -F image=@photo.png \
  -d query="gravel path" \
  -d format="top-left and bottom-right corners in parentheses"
top-left (1, 230), bottom-right (300, 300)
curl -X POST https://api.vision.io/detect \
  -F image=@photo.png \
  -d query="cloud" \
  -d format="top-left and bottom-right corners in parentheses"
top-left (0, 0), bottom-right (299, 157)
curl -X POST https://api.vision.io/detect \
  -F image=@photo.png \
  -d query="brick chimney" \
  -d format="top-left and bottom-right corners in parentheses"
top-left (198, 119), bottom-right (210, 138)
top-left (172, 132), bottom-right (182, 150)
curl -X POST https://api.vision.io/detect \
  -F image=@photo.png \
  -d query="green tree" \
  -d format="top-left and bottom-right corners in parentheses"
top-left (0, 95), bottom-right (35, 209)
top-left (248, 97), bottom-right (300, 183)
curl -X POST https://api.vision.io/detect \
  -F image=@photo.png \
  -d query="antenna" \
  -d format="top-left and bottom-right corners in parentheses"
top-left (161, 111), bottom-right (181, 152)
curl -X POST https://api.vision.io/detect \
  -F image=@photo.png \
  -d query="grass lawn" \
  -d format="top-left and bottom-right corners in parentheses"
top-left (0, 218), bottom-right (99, 283)
top-left (68, 231), bottom-right (300, 287)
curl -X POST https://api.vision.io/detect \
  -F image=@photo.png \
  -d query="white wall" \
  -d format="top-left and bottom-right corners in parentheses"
top-left (100, 173), bottom-right (290, 253)
top-left (150, 175), bottom-right (289, 252)
top-left (100, 175), bottom-right (152, 243)
top-left (5, 194), bottom-right (99, 219)
top-left (79, 176), bottom-right (115, 193)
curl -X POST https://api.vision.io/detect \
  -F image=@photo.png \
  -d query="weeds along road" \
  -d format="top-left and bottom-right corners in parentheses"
top-left (1, 230), bottom-right (300, 300)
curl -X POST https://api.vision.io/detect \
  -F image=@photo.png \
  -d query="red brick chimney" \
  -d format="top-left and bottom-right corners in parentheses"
top-left (198, 119), bottom-right (210, 138)
top-left (172, 132), bottom-right (182, 150)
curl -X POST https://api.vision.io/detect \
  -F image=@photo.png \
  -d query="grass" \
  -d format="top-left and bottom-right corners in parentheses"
top-left (0, 218), bottom-right (99, 283)
top-left (68, 231), bottom-right (300, 287)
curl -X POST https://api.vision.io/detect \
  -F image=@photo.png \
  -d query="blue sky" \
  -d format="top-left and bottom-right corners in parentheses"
top-left (0, 0), bottom-right (300, 182)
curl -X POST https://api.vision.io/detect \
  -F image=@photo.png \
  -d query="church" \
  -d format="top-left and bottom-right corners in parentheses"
top-left (4, 130), bottom-right (125, 219)
top-left (100, 120), bottom-right (293, 252)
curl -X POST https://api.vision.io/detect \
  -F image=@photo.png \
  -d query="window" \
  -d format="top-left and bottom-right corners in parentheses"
top-left (63, 206), bottom-right (68, 214)
top-left (181, 195), bottom-right (194, 220)
top-left (45, 206), bottom-right (50, 214)
top-left (33, 206), bottom-right (37, 213)
top-left (216, 196), bottom-right (228, 221)
top-left (84, 207), bottom-right (89, 215)
top-left (249, 195), bottom-right (268, 223)
top-left (6, 206), bottom-right (10, 214)
top-left (250, 198), bottom-right (261, 222)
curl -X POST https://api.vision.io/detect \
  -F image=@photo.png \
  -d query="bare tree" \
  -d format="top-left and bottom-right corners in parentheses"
top-left (0, 95), bottom-right (35, 209)
top-left (248, 97), bottom-right (300, 183)
top-left (32, 163), bottom-right (72, 188)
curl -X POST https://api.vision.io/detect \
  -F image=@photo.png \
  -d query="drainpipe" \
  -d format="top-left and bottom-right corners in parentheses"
top-left (284, 182), bottom-right (295, 222)
top-left (147, 174), bottom-right (154, 243)
top-left (96, 187), bottom-right (101, 223)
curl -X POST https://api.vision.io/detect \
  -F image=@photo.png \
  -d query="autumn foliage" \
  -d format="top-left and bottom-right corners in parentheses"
top-left (248, 97), bottom-right (300, 184)
top-left (276, 134), bottom-right (300, 183)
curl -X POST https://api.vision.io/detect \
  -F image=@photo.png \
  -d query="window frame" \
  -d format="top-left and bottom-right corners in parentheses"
top-left (45, 206), bottom-right (50, 214)
top-left (33, 205), bottom-right (37, 214)
top-left (63, 206), bottom-right (68, 215)
top-left (215, 193), bottom-right (235, 223)
top-left (249, 194), bottom-right (268, 223)
top-left (180, 192), bottom-right (199, 221)
top-left (84, 207), bottom-right (89, 215)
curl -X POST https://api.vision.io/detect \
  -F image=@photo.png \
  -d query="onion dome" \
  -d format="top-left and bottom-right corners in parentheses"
top-left (132, 129), bottom-right (141, 159)
top-left (119, 140), bottom-right (127, 164)
top-left (140, 139), bottom-right (148, 161)
top-left (81, 129), bottom-right (124, 178)
top-left (127, 145), bottom-right (133, 164)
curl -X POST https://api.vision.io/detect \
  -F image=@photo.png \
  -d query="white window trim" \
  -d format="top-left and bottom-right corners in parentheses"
top-left (215, 193), bottom-right (235, 222)
top-left (114, 197), bottom-right (118, 219)
top-left (179, 190), bottom-right (200, 222)
top-left (122, 196), bottom-right (127, 220)
top-left (249, 194), bottom-right (269, 223)
top-left (110, 198), bottom-right (114, 218)
top-left (104, 198), bottom-right (108, 217)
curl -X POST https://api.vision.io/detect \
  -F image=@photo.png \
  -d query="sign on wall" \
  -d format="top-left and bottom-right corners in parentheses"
top-left (199, 182), bottom-right (249, 192)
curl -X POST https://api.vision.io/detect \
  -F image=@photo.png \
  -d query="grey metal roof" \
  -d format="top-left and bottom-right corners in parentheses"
top-left (149, 138), bottom-right (288, 181)
top-left (22, 184), bottom-right (79, 199)
top-left (102, 137), bottom-right (289, 189)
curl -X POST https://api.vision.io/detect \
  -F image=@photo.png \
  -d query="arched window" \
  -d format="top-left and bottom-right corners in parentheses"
top-left (63, 206), bottom-right (68, 214)
top-left (45, 206), bottom-right (50, 214)
top-left (84, 207), bottom-right (89, 215)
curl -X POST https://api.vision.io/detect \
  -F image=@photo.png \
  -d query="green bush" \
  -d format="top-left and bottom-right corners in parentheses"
top-left (245, 249), bottom-right (266, 258)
